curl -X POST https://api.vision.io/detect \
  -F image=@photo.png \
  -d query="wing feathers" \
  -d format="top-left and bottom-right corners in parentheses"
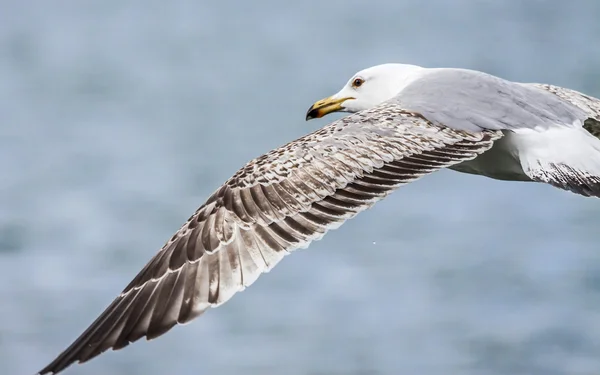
top-left (126, 283), bottom-right (160, 343)
top-left (37, 106), bottom-right (502, 375)
top-left (147, 270), bottom-right (179, 337)
top-left (517, 126), bottom-right (600, 198)
top-left (527, 162), bottom-right (600, 197)
top-left (116, 279), bottom-right (160, 347)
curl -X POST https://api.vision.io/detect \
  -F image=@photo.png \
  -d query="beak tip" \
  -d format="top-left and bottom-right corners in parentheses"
top-left (305, 106), bottom-right (318, 121)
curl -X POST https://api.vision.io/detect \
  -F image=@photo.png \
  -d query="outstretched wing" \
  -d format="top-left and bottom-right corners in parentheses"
top-left (37, 102), bottom-right (502, 375)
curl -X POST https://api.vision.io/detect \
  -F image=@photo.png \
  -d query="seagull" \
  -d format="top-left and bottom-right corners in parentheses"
top-left (306, 63), bottom-right (600, 196)
top-left (37, 63), bottom-right (600, 375)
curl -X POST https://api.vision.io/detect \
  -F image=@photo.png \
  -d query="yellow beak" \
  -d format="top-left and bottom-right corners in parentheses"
top-left (305, 96), bottom-right (354, 120)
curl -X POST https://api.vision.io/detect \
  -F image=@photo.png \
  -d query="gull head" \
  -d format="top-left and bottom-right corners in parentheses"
top-left (306, 63), bottom-right (425, 120)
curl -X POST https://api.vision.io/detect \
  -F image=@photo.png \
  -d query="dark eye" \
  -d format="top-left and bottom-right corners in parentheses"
top-left (352, 77), bottom-right (364, 88)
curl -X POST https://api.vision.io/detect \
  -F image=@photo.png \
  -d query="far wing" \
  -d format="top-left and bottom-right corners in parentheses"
top-left (516, 83), bottom-right (600, 197)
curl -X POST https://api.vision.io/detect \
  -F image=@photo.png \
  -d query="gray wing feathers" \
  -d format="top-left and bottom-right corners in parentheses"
top-left (530, 83), bottom-right (600, 139)
top-left (531, 84), bottom-right (600, 119)
top-left (396, 68), bottom-right (588, 132)
top-left (37, 103), bottom-right (502, 375)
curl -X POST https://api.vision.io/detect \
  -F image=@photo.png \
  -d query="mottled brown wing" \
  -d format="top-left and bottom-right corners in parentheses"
top-left (37, 102), bottom-right (502, 375)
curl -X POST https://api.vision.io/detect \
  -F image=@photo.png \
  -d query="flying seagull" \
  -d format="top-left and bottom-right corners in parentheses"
top-left (307, 63), bottom-right (600, 195)
top-left (37, 63), bottom-right (600, 375)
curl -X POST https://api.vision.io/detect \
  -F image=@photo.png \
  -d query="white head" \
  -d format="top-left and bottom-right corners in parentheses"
top-left (306, 63), bottom-right (425, 120)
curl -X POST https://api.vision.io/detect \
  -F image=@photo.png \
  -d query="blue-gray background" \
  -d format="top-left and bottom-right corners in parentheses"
top-left (2, 1), bottom-right (600, 374)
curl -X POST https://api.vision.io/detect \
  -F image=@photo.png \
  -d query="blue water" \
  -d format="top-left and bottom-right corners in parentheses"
top-left (2, 1), bottom-right (600, 374)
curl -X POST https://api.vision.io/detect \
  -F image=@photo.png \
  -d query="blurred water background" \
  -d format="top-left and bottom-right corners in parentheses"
top-left (2, 1), bottom-right (600, 374)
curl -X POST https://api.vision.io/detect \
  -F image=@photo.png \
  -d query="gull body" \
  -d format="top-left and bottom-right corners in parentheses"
top-left (307, 63), bottom-right (600, 193)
